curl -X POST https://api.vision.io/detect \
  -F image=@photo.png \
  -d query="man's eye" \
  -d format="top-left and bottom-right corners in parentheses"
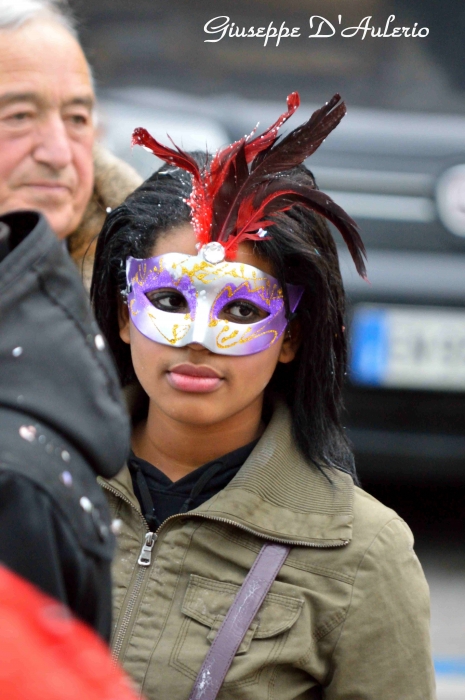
top-left (66, 113), bottom-right (89, 126)
top-left (4, 111), bottom-right (34, 124)
top-left (146, 290), bottom-right (188, 313)
top-left (219, 301), bottom-right (268, 324)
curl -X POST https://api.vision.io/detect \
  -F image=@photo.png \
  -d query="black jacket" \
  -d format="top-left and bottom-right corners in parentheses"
top-left (0, 211), bottom-right (130, 639)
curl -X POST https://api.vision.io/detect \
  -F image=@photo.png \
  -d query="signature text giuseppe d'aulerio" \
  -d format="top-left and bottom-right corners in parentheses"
top-left (204, 15), bottom-right (429, 47)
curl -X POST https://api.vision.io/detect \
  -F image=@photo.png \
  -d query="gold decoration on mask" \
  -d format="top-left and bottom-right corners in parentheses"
top-left (147, 311), bottom-right (190, 344)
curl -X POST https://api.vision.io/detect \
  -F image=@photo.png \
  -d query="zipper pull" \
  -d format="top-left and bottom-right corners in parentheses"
top-left (138, 532), bottom-right (157, 566)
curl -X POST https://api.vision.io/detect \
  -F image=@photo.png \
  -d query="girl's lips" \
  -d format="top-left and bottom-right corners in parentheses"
top-left (166, 372), bottom-right (223, 393)
top-left (166, 363), bottom-right (224, 393)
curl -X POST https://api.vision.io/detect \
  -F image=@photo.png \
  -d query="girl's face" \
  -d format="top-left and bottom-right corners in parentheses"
top-left (119, 224), bottom-right (299, 428)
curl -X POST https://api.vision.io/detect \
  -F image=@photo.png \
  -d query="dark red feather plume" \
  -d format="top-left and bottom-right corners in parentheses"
top-left (236, 181), bottom-right (367, 278)
top-left (132, 93), bottom-right (367, 278)
top-left (243, 91), bottom-right (300, 163)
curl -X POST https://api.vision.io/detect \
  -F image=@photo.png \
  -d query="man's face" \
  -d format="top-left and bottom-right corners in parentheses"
top-left (0, 20), bottom-right (95, 239)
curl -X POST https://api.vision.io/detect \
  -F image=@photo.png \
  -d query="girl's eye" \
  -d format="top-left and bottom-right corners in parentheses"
top-left (219, 301), bottom-right (269, 324)
top-left (146, 289), bottom-right (188, 313)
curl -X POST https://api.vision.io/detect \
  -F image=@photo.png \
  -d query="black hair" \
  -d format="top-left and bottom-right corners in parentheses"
top-left (91, 157), bottom-right (357, 481)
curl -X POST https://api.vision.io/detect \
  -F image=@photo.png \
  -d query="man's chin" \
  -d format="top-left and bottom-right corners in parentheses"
top-left (43, 208), bottom-right (80, 240)
top-left (20, 205), bottom-right (77, 240)
top-left (0, 197), bottom-right (82, 240)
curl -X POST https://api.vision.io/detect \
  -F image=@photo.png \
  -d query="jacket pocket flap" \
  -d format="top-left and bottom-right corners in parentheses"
top-left (182, 574), bottom-right (303, 639)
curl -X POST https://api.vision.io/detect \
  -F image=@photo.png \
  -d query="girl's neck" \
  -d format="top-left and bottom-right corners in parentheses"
top-left (131, 395), bottom-right (265, 482)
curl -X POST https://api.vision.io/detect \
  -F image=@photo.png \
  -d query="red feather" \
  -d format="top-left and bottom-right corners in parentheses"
top-left (244, 91), bottom-right (300, 163)
top-left (211, 93), bottom-right (346, 246)
top-left (132, 127), bottom-right (213, 243)
top-left (132, 127), bottom-right (201, 179)
top-left (207, 91), bottom-right (300, 201)
top-left (131, 94), bottom-right (367, 279)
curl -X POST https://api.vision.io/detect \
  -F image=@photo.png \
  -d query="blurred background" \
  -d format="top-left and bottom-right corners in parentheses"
top-left (74, 1), bottom-right (464, 696)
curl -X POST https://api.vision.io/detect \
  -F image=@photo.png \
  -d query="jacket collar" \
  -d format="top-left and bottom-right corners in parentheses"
top-left (196, 402), bottom-right (354, 546)
top-left (105, 402), bottom-right (354, 546)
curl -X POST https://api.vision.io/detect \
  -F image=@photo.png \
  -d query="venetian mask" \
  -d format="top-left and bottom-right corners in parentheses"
top-left (125, 244), bottom-right (303, 356)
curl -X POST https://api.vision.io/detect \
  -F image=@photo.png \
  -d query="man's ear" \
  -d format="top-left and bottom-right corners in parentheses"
top-left (118, 300), bottom-right (131, 345)
top-left (278, 319), bottom-right (301, 364)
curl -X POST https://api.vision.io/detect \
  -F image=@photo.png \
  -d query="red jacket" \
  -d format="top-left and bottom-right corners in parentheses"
top-left (0, 565), bottom-right (139, 700)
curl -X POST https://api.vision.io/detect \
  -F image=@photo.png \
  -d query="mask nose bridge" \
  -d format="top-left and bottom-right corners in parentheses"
top-left (191, 286), bottom-right (213, 345)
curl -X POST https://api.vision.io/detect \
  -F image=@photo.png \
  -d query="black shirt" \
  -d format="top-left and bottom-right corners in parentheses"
top-left (128, 440), bottom-right (258, 531)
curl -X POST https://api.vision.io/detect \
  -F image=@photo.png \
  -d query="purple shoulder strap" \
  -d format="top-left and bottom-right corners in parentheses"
top-left (189, 542), bottom-right (290, 700)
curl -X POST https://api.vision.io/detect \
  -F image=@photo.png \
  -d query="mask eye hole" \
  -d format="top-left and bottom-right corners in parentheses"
top-left (146, 288), bottom-right (189, 313)
top-left (218, 300), bottom-right (269, 325)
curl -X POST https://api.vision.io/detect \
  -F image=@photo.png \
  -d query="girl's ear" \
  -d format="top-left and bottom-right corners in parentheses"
top-left (278, 319), bottom-right (301, 364)
top-left (118, 300), bottom-right (131, 345)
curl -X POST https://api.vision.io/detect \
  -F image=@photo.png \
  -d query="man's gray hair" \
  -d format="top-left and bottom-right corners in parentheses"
top-left (0, 0), bottom-right (78, 37)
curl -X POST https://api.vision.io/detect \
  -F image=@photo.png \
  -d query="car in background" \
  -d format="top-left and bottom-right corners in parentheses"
top-left (98, 88), bottom-right (465, 480)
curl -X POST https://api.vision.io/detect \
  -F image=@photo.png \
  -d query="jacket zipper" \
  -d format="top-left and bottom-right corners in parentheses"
top-left (138, 531), bottom-right (157, 565)
top-left (101, 481), bottom-right (349, 662)
top-left (101, 482), bottom-right (156, 663)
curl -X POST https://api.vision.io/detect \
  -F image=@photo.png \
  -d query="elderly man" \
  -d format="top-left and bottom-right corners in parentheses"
top-left (0, 0), bottom-right (136, 640)
top-left (0, 0), bottom-right (141, 281)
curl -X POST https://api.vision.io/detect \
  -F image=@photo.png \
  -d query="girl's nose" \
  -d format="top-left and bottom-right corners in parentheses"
top-left (186, 342), bottom-right (209, 352)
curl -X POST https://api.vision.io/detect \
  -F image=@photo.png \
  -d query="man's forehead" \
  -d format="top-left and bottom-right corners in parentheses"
top-left (0, 88), bottom-right (94, 111)
top-left (0, 20), bottom-right (94, 103)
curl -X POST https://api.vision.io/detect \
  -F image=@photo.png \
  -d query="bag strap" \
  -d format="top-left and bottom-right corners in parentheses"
top-left (189, 542), bottom-right (290, 700)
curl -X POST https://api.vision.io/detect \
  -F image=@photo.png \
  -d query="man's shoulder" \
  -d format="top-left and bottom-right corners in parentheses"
top-left (0, 409), bottom-right (114, 561)
top-left (68, 145), bottom-right (142, 289)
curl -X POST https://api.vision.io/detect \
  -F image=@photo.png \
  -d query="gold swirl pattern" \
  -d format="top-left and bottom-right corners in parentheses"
top-left (147, 311), bottom-right (190, 345)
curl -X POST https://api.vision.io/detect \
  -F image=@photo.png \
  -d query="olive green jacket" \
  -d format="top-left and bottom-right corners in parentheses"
top-left (101, 403), bottom-right (436, 700)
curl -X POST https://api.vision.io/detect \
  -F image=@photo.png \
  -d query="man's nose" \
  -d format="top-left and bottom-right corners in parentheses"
top-left (33, 113), bottom-right (73, 171)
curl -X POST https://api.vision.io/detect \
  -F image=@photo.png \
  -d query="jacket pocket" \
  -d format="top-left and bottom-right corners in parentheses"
top-left (170, 574), bottom-right (303, 687)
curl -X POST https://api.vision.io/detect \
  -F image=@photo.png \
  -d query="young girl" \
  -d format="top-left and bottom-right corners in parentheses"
top-left (91, 94), bottom-right (435, 700)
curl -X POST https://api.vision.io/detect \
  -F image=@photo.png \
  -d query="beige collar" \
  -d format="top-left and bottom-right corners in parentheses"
top-left (196, 402), bottom-right (353, 545)
top-left (105, 402), bottom-right (353, 546)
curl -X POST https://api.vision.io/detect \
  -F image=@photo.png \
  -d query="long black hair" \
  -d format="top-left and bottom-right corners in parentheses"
top-left (91, 159), bottom-right (356, 480)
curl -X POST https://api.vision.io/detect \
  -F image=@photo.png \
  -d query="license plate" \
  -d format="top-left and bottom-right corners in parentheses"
top-left (349, 304), bottom-right (465, 391)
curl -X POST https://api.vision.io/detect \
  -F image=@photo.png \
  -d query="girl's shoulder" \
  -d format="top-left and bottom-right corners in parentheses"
top-left (349, 484), bottom-right (417, 564)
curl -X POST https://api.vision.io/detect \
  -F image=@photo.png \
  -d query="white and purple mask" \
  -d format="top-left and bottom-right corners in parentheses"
top-left (125, 245), bottom-right (303, 356)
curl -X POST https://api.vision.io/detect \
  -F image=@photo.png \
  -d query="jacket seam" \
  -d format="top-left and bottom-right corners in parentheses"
top-left (284, 556), bottom-right (354, 585)
top-left (313, 610), bottom-right (347, 642)
top-left (322, 516), bottom-right (406, 686)
top-left (196, 507), bottom-right (349, 545)
top-left (202, 521), bottom-right (355, 584)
